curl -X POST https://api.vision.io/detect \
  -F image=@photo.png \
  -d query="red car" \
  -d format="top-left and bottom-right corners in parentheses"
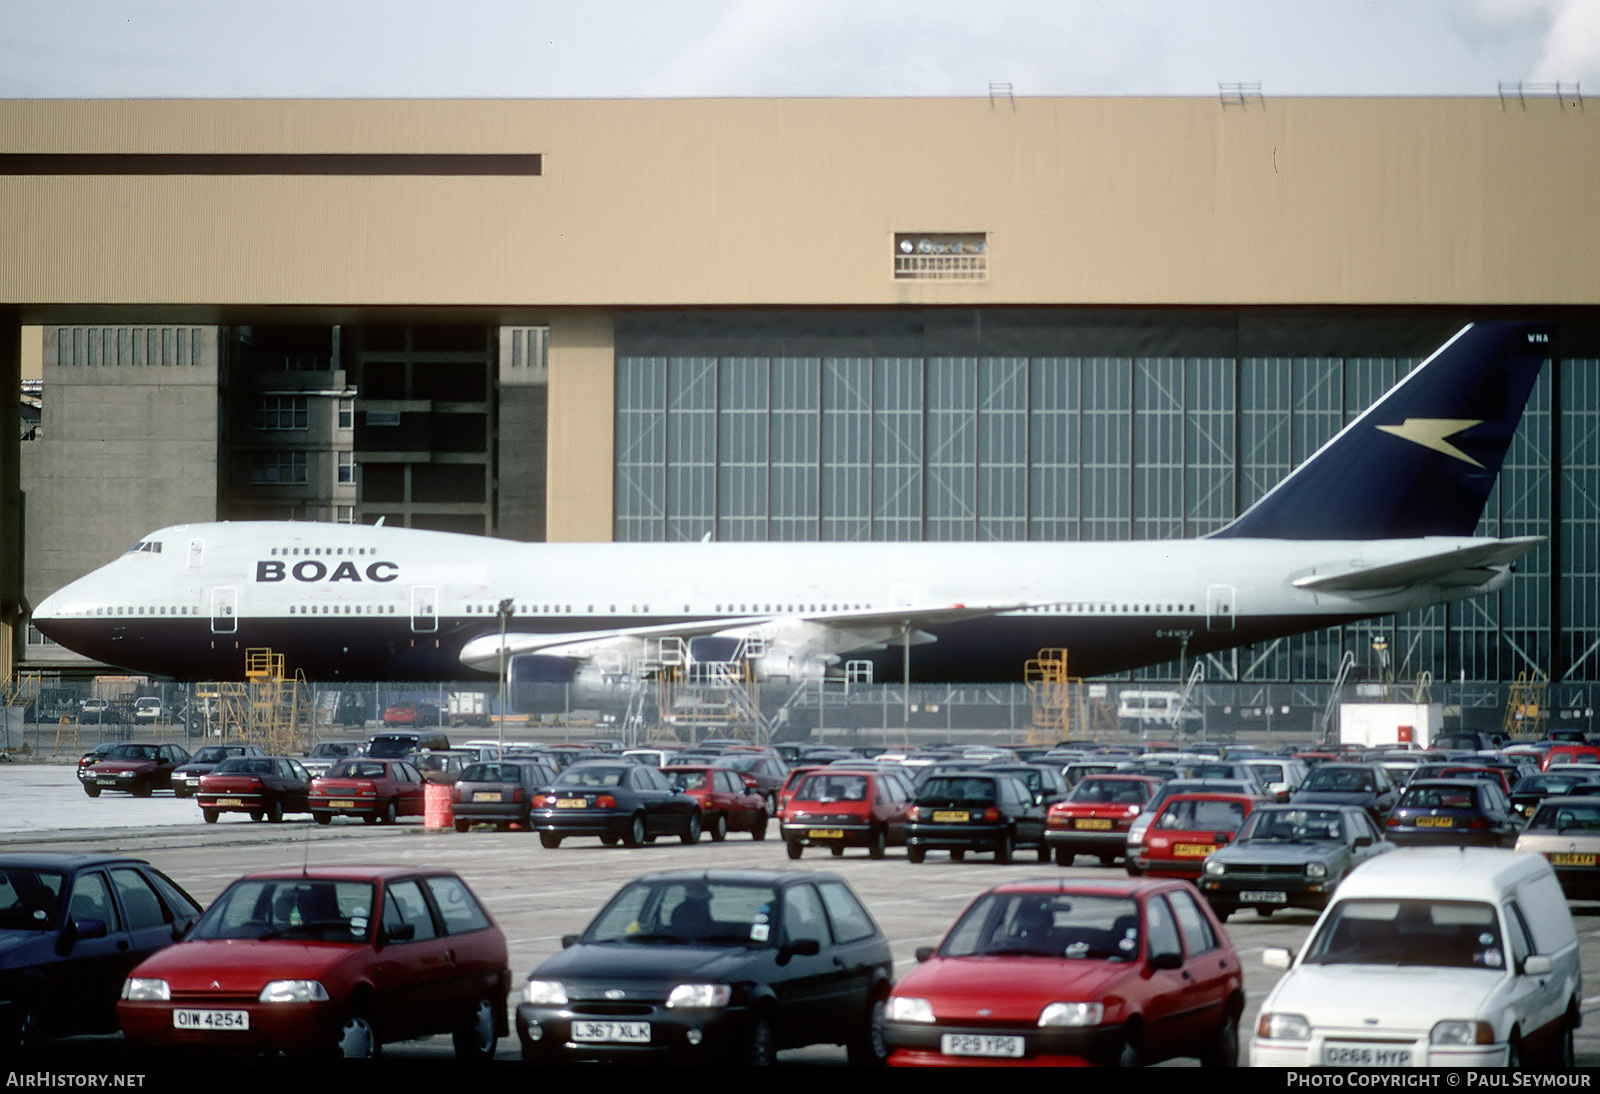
top-left (81, 741), bottom-right (191, 798)
top-left (117, 866), bottom-right (510, 1060)
top-left (1542, 743), bottom-right (1600, 771)
top-left (196, 756), bottom-right (313, 824)
top-left (1133, 793), bottom-right (1258, 878)
top-left (779, 768), bottom-right (912, 859)
top-left (662, 764), bottom-right (771, 840)
top-left (884, 878), bottom-right (1243, 1067)
top-left (1044, 775), bottom-right (1163, 867)
top-left (309, 758), bottom-right (427, 825)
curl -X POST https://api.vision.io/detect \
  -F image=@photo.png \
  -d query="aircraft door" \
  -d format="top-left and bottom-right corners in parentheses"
top-left (210, 586), bottom-right (237, 634)
top-left (410, 585), bottom-right (439, 633)
top-left (186, 539), bottom-right (204, 571)
top-left (1206, 584), bottom-right (1235, 633)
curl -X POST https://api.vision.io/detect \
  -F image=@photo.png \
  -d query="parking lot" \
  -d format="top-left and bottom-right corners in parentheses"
top-left (7, 763), bottom-right (1600, 1070)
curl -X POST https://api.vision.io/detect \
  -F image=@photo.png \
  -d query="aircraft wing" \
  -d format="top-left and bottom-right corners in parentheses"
top-left (1291, 536), bottom-right (1545, 593)
top-left (459, 601), bottom-right (1021, 669)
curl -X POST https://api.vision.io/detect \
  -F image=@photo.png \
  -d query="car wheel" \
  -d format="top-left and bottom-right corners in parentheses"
top-left (748, 1012), bottom-right (776, 1067)
top-left (1035, 842), bottom-right (1052, 864)
top-left (950, 849), bottom-right (965, 862)
top-left (1115, 1024), bottom-right (1142, 1068)
top-left (868, 826), bottom-right (887, 859)
top-left (202, 808), bottom-right (219, 824)
top-left (600, 834), bottom-right (619, 846)
top-left (313, 812), bottom-right (331, 825)
top-left (623, 813), bottom-right (646, 848)
top-left (907, 845), bottom-right (926, 864)
top-left (380, 800), bottom-right (397, 825)
top-left (84, 783), bottom-right (100, 798)
top-left (786, 839), bottom-right (804, 860)
top-left (1124, 859), bottom-right (1143, 877)
top-left (334, 1010), bottom-right (379, 1060)
top-left (174, 786), bottom-right (190, 799)
top-left (1054, 846), bottom-right (1074, 867)
top-left (680, 812), bottom-right (701, 845)
top-left (846, 993), bottom-right (889, 1067)
top-left (1507, 1027), bottom-right (1524, 1068)
top-left (454, 818), bottom-right (471, 834)
top-left (1554, 1008), bottom-right (1578, 1068)
top-left (831, 845), bottom-right (845, 857)
top-left (708, 812), bottom-right (728, 842)
top-left (250, 811), bottom-right (264, 823)
top-left (1203, 1006), bottom-right (1240, 1067)
top-left (362, 812), bottom-right (379, 825)
top-left (265, 799), bottom-right (283, 824)
top-left (751, 812), bottom-right (769, 840)
top-left (994, 831), bottom-right (1014, 864)
top-left (452, 996), bottom-right (499, 1062)
top-left (539, 832), bottom-right (562, 849)
top-left (1098, 853), bottom-right (1118, 867)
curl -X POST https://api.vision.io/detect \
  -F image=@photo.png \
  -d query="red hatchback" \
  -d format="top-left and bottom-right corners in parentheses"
top-left (309, 758), bottom-right (427, 825)
top-left (662, 765), bottom-right (771, 841)
top-left (779, 769), bottom-right (912, 859)
top-left (1133, 793), bottom-right (1257, 879)
top-left (117, 866), bottom-right (510, 1060)
top-left (1045, 775), bottom-right (1164, 867)
top-left (884, 879), bottom-right (1243, 1067)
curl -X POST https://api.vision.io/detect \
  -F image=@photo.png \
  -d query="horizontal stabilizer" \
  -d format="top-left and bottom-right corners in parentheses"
top-left (1291, 536), bottom-right (1544, 593)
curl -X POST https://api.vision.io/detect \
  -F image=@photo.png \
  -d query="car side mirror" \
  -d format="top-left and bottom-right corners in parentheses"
top-left (1149, 950), bottom-right (1183, 971)
top-left (56, 916), bottom-right (107, 955)
top-left (1352, 836), bottom-right (1372, 848)
top-left (915, 946), bottom-right (935, 963)
top-left (1523, 954), bottom-right (1553, 976)
top-left (1262, 946), bottom-right (1292, 970)
top-left (778, 937), bottom-right (822, 964)
top-left (381, 922), bottom-right (415, 945)
top-left (561, 933), bottom-right (582, 949)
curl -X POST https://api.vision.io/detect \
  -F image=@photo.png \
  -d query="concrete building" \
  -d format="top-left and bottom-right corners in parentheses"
top-left (2, 94), bottom-right (1597, 699)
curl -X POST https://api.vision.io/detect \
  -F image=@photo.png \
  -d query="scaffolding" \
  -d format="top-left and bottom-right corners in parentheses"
top-left (1023, 649), bottom-right (1117, 743)
top-left (195, 648), bottom-right (316, 754)
top-left (1503, 670), bottom-right (1550, 739)
top-left (654, 636), bottom-right (766, 744)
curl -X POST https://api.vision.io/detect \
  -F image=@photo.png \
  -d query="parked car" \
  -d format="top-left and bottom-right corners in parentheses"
top-left (309, 758), bottom-right (428, 825)
top-left (710, 751), bottom-right (789, 805)
top-left (451, 759), bottom-right (561, 832)
top-left (1134, 792), bottom-right (1258, 879)
top-left (196, 756), bottom-right (314, 824)
top-left (1123, 778), bottom-right (1265, 875)
top-left (1508, 772), bottom-right (1594, 820)
top-left (904, 772), bottom-right (1048, 864)
top-left (529, 760), bottom-right (700, 848)
top-left (779, 769), bottom-right (911, 859)
top-left (132, 697), bottom-right (163, 723)
top-left (884, 878), bottom-right (1243, 1067)
top-left (74, 741), bottom-right (119, 785)
top-left (415, 749), bottom-right (474, 786)
top-left (301, 740), bottom-right (365, 779)
top-left (81, 742), bottom-right (191, 798)
top-left (515, 869), bottom-right (892, 1065)
top-left (981, 763), bottom-right (1071, 808)
top-left (1290, 762), bottom-right (1401, 823)
top-left (1197, 803), bottom-right (1392, 918)
top-left (381, 702), bottom-right (445, 728)
top-left (1045, 774), bottom-right (1163, 867)
top-left (663, 765), bottom-right (771, 841)
top-left (171, 744), bottom-right (267, 798)
top-left (77, 698), bottom-right (117, 723)
top-left (117, 867), bottom-right (510, 1060)
top-left (1384, 778), bottom-right (1524, 848)
top-left (1514, 796), bottom-right (1600, 899)
top-left (0, 853), bottom-right (202, 1051)
top-left (366, 729), bottom-right (448, 757)
top-left (1251, 849), bottom-right (1581, 1067)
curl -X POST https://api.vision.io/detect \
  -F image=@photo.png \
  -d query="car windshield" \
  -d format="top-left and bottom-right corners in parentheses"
top-left (1238, 808), bottom-right (1344, 842)
top-left (310, 743), bottom-right (353, 758)
top-left (1302, 899), bottom-right (1504, 970)
top-left (330, 760), bottom-right (388, 779)
top-left (190, 879), bottom-right (375, 943)
top-left (665, 770), bottom-right (711, 792)
top-left (794, 773), bottom-right (868, 803)
top-left (462, 763), bottom-right (524, 783)
top-left (0, 867), bottom-right (66, 931)
top-left (192, 747), bottom-right (234, 763)
top-left (1069, 778), bottom-right (1149, 805)
top-left (1400, 785), bottom-right (1480, 810)
top-left (1515, 775), bottom-right (1584, 794)
top-left (1304, 768), bottom-right (1375, 793)
top-left (106, 745), bottom-right (158, 762)
top-left (1155, 798), bottom-right (1246, 830)
top-left (214, 758), bottom-right (274, 776)
top-left (585, 880), bottom-right (778, 946)
top-left (940, 892), bottom-right (1140, 960)
top-left (366, 738), bottom-right (416, 758)
top-left (919, 776), bottom-right (998, 804)
top-left (1530, 802), bottom-right (1600, 831)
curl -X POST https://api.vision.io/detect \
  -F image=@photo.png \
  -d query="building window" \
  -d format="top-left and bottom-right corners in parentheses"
top-left (252, 396), bottom-right (309, 431)
top-left (336, 505), bottom-right (356, 523)
top-left (893, 233), bottom-right (987, 280)
top-left (248, 451), bottom-right (308, 485)
top-left (337, 450), bottom-right (355, 485)
top-left (338, 397), bottom-right (354, 429)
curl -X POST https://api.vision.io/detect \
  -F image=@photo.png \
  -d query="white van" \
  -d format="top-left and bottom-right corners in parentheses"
top-left (1250, 848), bottom-right (1581, 1067)
top-left (1116, 689), bottom-right (1201, 732)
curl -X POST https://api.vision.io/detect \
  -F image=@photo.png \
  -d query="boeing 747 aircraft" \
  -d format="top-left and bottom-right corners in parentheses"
top-left (31, 322), bottom-right (1550, 697)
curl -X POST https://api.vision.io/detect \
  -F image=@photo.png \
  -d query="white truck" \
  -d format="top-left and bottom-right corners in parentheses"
top-left (447, 691), bottom-right (493, 728)
top-left (1337, 702), bottom-right (1443, 749)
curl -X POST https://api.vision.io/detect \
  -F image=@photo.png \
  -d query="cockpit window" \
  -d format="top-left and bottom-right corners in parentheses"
top-left (125, 540), bottom-right (163, 554)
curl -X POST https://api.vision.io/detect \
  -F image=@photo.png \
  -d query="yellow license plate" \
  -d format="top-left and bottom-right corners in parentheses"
top-left (556, 798), bottom-right (588, 809)
top-left (1175, 843), bottom-right (1217, 857)
top-left (808, 828), bottom-right (845, 839)
top-left (472, 792), bottom-right (502, 802)
top-left (932, 810), bottom-right (969, 823)
top-left (1549, 852), bottom-right (1597, 867)
top-left (1074, 818), bottom-right (1113, 830)
top-left (330, 799), bottom-right (354, 809)
top-left (216, 797), bottom-right (242, 806)
top-left (1416, 816), bottom-right (1454, 827)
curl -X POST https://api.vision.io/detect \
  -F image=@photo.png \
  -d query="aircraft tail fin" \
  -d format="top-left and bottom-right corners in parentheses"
top-left (1211, 321), bottom-right (1549, 541)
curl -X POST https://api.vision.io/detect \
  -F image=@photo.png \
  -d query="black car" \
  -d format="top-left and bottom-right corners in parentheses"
top-left (171, 743), bottom-right (268, 798)
top-left (0, 853), bottom-right (202, 1051)
top-left (529, 761), bottom-right (701, 848)
top-left (452, 759), bottom-right (562, 832)
top-left (515, 869), bottom-right (892, 1065)
top-left (1384, 778), bottom-right (1525, 848)
top-left (1509, 772), bottom-right (1594, 820)
top-left (1289, 761), bottom-right (1401, 822)
top-left (1196, 803), bottom-right (1393, 918)
top-left (904, 772), bottom-right (1048, 864)
top-left (195, 755), bottom-right (313, 823)
top-left (982, 763), bottom-right (1071, 808)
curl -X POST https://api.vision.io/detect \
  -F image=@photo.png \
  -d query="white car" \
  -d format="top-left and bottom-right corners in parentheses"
top-left (1250, 848), bottom-right (1581, 1067)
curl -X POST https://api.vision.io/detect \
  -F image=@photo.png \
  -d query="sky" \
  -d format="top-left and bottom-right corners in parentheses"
top-left (0, 0), bottom-right (1596, 99)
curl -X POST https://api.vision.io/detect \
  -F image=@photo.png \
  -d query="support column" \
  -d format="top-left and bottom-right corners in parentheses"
top-left (1, 320), bottom-right (21, 679)
top-left (545, 310), bottom-right (615, 542)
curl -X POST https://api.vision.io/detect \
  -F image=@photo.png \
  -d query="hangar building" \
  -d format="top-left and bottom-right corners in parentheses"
top-left (2, 93), bottom-right (1597, 706)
